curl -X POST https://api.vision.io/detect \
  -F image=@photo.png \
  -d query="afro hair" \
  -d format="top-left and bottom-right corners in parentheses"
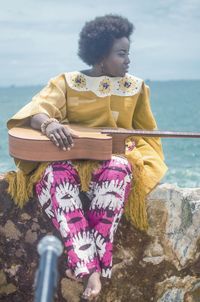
top-left (78, 14), bottom-right (134, 66)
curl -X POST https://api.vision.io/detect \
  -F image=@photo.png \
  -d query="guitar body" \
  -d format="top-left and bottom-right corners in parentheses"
top-left (8, 125), bottom-right (113, 161)
top-left (9, 124), bottom-right (198, 162)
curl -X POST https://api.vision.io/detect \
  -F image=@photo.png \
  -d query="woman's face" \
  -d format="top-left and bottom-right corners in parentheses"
top-left (102, 37), bottom-right (131, 77)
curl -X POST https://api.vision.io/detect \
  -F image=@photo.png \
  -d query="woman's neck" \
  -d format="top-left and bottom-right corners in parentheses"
top-left (80, 66), bottom-right (115, 78)
top-left (81, 67), bottom-right (103, 77)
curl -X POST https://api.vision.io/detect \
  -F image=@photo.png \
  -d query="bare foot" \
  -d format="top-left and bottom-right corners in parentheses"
top-left (82, 272), bottom-right (101, 301)
top-left (66, 269), bottom-right (82, 283)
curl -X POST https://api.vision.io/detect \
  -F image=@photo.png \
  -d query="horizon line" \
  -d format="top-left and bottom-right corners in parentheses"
top-left (1, 78), bottom-right (200, 88)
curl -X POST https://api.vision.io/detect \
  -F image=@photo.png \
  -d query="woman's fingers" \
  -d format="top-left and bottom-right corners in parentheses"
top-left (46, 123), bottom-right (75, 150)
top-left (59, 128), bottom-right (73, 149)
top-left (62, 127), bottom-right (74, 146)
top-left (49, 133), bottom-right (59, 147)
top-left (52, 131), bottom-right (67, 150)
top-left (49, 130), bottom-right (73, 150)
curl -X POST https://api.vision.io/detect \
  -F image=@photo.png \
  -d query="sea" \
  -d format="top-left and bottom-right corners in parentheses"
top-left (0, 80), bottom-right (200, 188)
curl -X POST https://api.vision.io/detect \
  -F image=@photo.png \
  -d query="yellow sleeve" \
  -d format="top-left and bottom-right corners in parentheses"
top-left (7, 73), bottom-right (68, 129)
top-left (133, 82), bottom-right (165, 161)
top-left (126, 82), bottom-right (168, 194)
top-left (7, 73), bottom-right (68, 174)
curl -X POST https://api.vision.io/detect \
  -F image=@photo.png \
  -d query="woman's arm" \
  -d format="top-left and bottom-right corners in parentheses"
top-left (7, 74), bottom-right (67, 130)
top-left (30, 113), bottom-right (49, 129)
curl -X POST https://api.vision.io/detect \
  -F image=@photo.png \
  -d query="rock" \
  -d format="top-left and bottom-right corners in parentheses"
top-left (25, 229), bottom-right (38, 244)
top-left (147, 184), bottom-right (200, 269)
top-left (1, 176), bottom-right (200, 302)
top-left (0, 220), bottom-right (22, 240)
top-left (20, 213), bottom-right (31, 221)
top-left (155, 276), bottom-right (200, 302)
top-left (61, 278), bottom-right (83, 302)
top-left (0, 270), bottom-right (17, 295)
top-left (4, 264), bottom-right (20, 277)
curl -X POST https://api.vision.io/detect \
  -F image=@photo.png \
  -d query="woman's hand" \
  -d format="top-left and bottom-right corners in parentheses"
top-left (46, 122), bottom-right (77, 151)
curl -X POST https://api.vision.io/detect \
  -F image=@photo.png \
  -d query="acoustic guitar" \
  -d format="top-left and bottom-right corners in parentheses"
top-left (8, 124), bottom-right (200, 162)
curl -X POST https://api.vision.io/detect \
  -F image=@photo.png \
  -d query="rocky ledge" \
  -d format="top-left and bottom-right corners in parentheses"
top-left (0, 177), bottom-right (200, 302)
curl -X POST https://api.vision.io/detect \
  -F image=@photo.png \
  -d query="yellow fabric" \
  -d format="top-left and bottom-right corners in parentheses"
top-left (6, 72), bottom-right (168, 231)
top-left (5, 162), bottom-right (49, 208)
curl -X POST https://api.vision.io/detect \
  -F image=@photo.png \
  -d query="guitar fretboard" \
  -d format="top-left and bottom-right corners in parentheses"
top-left (101, 129), bottom-right (200, 138)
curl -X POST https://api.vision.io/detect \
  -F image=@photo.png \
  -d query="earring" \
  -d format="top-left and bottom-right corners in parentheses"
top-left (101, 63), bottom-right (105, 74)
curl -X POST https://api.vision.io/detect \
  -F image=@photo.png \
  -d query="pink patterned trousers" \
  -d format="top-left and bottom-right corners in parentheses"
top-left (35, 155), bottom-right (132, 279)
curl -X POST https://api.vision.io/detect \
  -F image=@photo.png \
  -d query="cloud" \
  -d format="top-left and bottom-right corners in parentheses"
top-left (0, 0), bottom-right (200, 85)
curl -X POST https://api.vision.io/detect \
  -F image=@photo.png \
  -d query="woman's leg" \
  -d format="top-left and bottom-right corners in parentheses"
top-left (86, 155), bottom-right (132, 278)
top-left (35, 161), bottom-right (101, 279)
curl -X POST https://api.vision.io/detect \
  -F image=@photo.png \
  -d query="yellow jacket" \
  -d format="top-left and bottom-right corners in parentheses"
top-left (6, 71), bottom-right (168, 231)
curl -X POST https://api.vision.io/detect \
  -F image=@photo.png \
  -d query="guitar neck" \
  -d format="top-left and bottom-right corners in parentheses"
top-left (101, 129), bottom-right (200, 138)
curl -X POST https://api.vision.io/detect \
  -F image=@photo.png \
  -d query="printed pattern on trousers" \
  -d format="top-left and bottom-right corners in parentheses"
top-left (35, 156), bottom-right (132, 278)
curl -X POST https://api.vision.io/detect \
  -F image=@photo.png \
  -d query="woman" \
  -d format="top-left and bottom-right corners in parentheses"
top-left (6, 15), bottom-right (167, 301)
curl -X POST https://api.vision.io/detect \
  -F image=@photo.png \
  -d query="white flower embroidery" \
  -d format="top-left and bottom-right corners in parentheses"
top-left (65, 72), bottom-right (143, 97)
top-left (73, 231), bottom-right (96, 262)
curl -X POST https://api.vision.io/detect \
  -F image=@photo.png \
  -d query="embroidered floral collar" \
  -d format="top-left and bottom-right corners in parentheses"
top-left (65, 71), bottom-right (143, 97)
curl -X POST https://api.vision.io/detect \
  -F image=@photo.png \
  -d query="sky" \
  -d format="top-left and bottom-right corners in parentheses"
top-left (1, 0), bottom-right (200, 86)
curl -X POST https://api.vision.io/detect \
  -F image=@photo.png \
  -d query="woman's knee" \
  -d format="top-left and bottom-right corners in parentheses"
top-left (111, 155), bottom-right (132, 174)
top-left (50, 161), bottom-right (80, 183)
top-left (96, 155), bottom-right (132, 182)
